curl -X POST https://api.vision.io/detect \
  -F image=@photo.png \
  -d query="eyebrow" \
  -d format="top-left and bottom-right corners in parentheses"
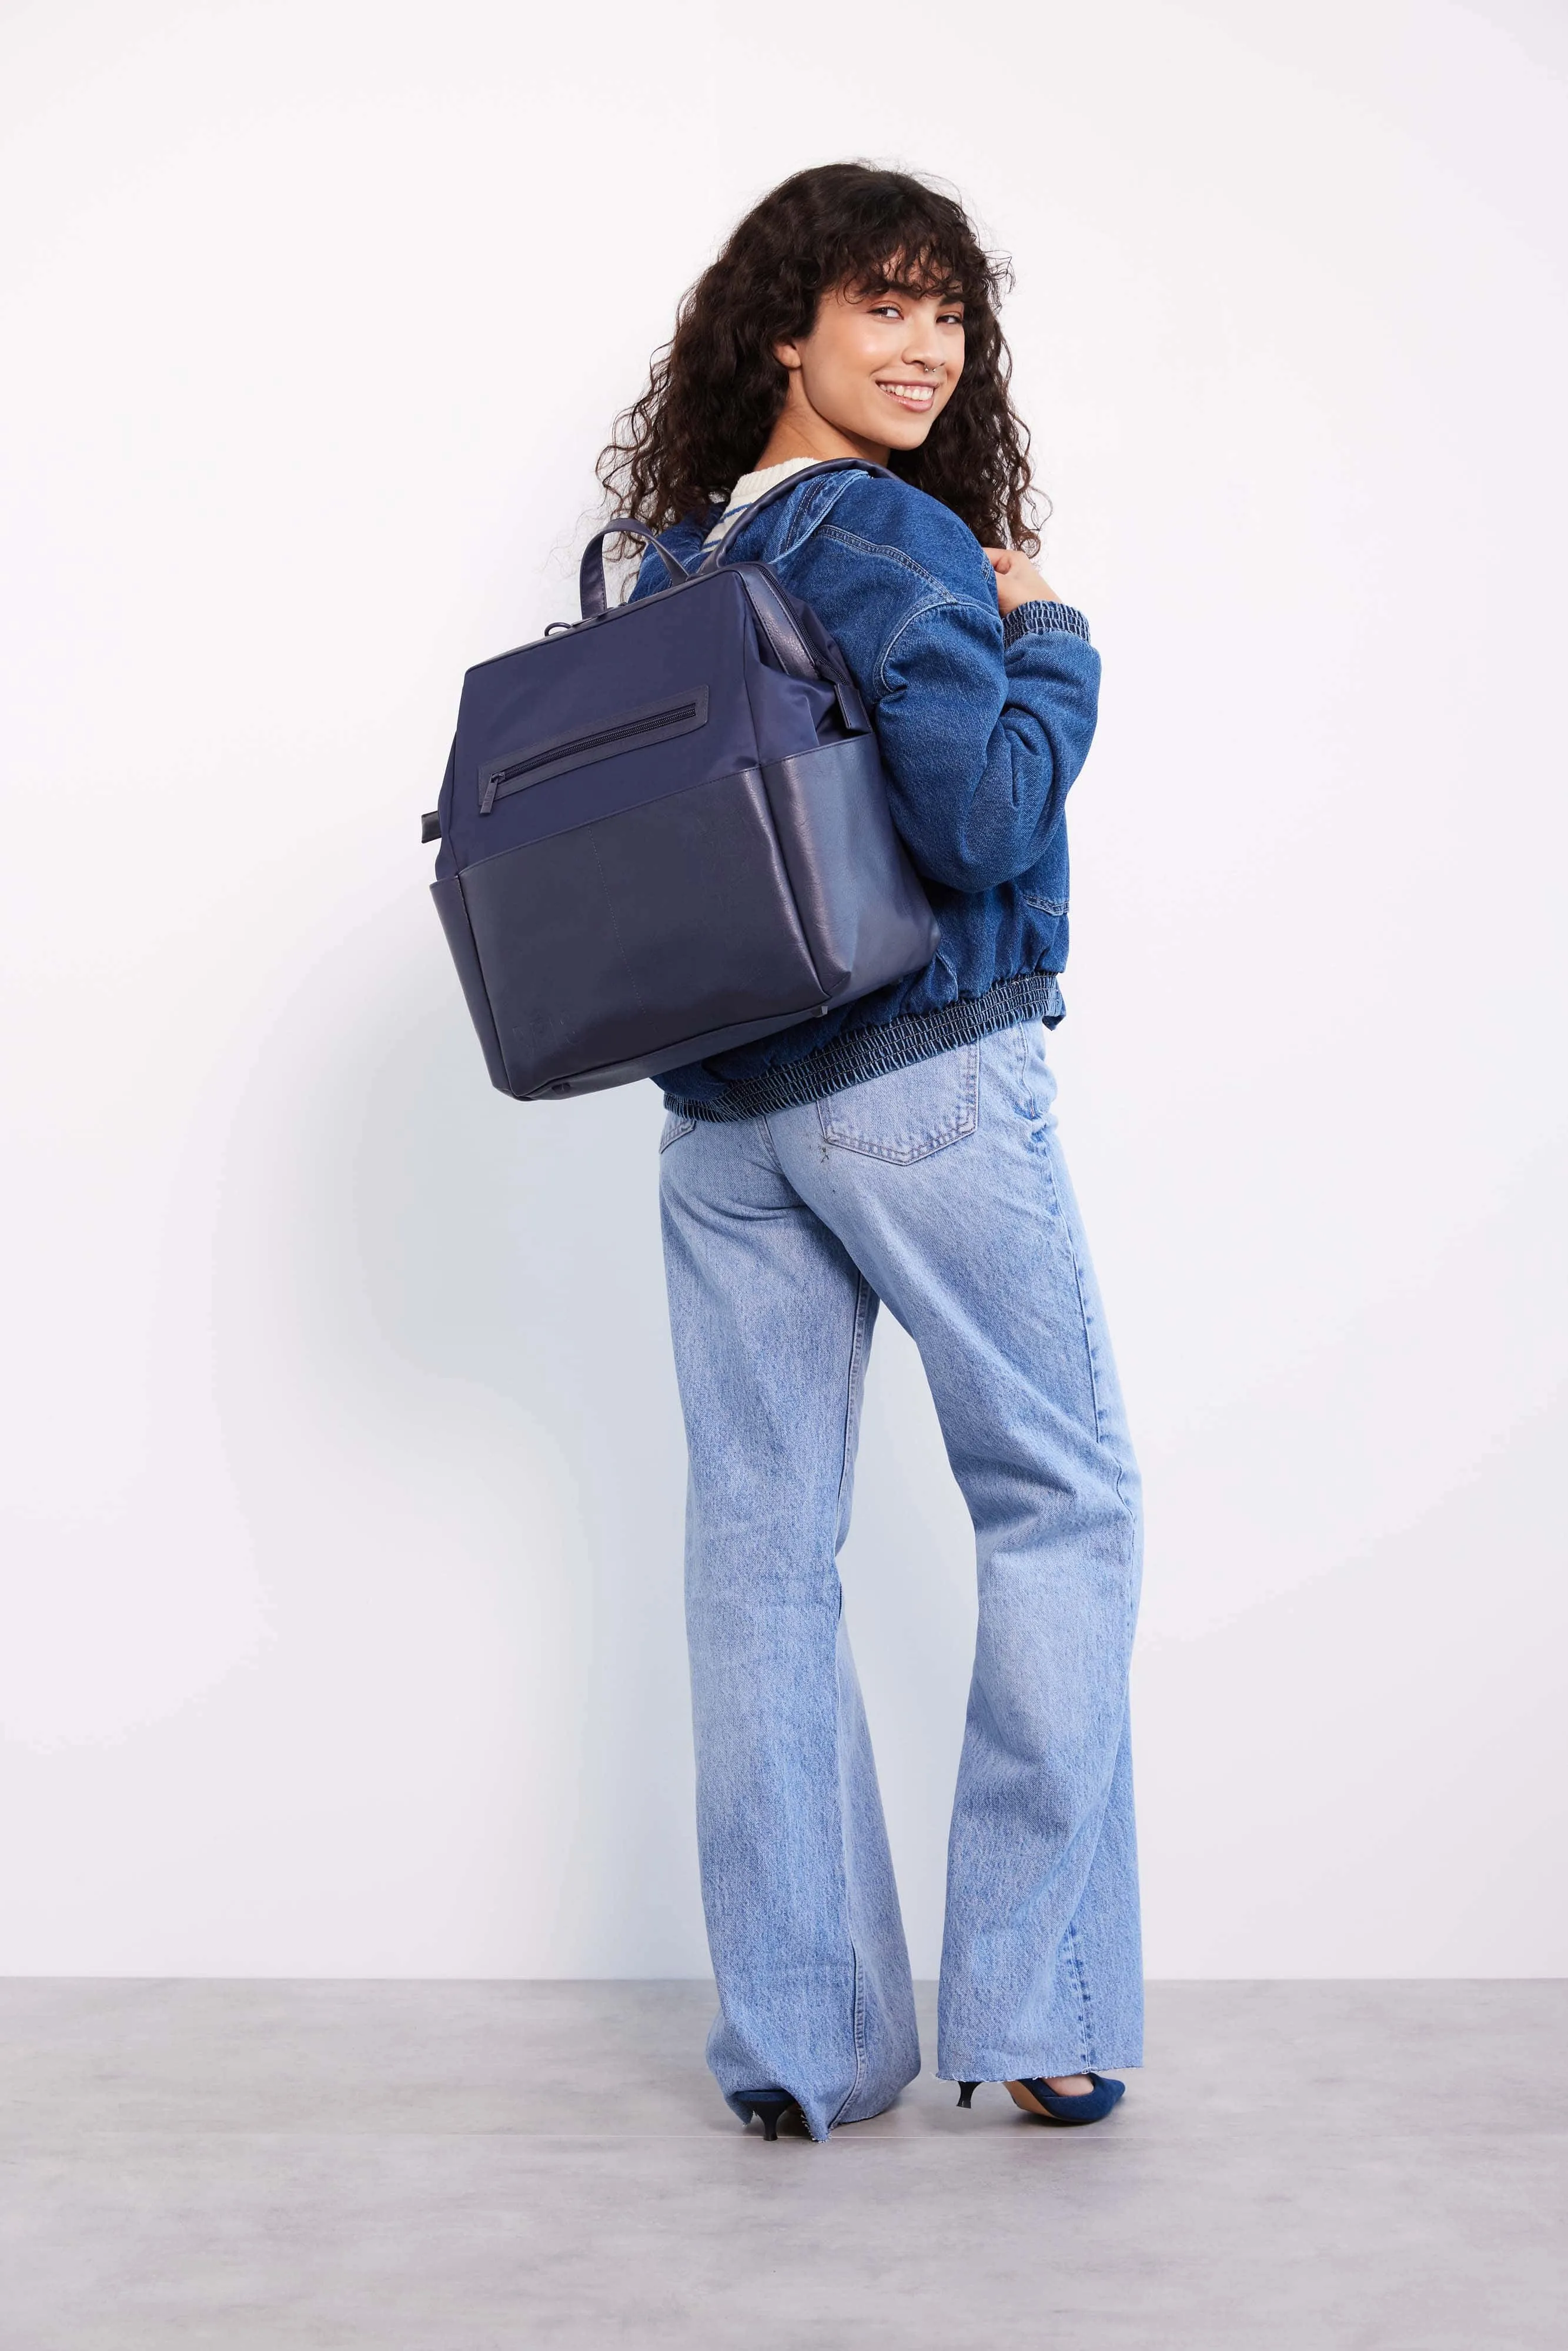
top-left (862, 284), bottom-right (966, 306)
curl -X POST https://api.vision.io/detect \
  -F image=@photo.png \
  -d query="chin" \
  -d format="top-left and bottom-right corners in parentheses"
top-left (878, 417), bottom-right (938, 453)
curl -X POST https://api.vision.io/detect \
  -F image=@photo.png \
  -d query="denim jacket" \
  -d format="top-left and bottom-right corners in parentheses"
top-left (630, 466), bottom-right (1101, 1120)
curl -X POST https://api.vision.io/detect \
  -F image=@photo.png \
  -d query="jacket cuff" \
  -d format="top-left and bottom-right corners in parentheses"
top-left (1004, 599), bottom-right (1092, 647)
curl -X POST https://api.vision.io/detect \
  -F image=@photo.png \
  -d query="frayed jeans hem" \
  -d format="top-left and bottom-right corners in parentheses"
top-left (935, 2056), bottom-right (1143, 2082)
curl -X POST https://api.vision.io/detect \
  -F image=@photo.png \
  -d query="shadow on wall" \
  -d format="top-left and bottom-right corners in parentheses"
top-left (207, 896), bottom-right (704, 1972)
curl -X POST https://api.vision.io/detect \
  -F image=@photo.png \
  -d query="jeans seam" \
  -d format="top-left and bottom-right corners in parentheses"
top-left (1116, 1463), bottom-right (1139, 1653)
top-left (835, 1273), bottom-right (874, 1529)
top-left (1012, 1022), bottom-right (1039, 1121)
top-left (830, 1947), bottom-right (868, 2130)
top-left (1037, 1140), bottom-right (1106, 1446)
top-left (826, 1272), bottom-right (874, 2131)
top-left (1066, 1919), bottom-right (1096, 2068)
top-left (756, 1109), bottom-right (783, 1172)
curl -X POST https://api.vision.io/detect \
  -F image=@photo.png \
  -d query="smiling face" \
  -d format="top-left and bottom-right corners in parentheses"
top-left (768, 274), bottom-right (967, 466)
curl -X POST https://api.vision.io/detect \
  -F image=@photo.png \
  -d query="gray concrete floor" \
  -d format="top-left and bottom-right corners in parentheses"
top-left (1, 1981), bottom-right (1563, 2349)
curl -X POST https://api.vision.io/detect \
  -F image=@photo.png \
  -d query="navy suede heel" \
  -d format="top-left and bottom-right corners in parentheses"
top-left (955, 2075), bottom-right (1125, 2123)
top-left (1008, 2072), bottom-right (1125, 2125)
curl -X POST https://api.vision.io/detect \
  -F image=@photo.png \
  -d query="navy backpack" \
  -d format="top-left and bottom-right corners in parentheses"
top-left (424, 459), bottom-right (937, 1100)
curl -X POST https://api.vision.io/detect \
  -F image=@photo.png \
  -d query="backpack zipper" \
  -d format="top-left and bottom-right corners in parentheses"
top-left (480, 691), bottom-right (708, 812)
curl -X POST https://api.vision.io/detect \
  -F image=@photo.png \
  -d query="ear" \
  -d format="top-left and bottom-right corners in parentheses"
top-left (773, 339), bottom-right (804, 372)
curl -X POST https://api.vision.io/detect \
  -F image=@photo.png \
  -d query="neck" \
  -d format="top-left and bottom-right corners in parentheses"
top-left (754, 391), bottom-right (888, 472)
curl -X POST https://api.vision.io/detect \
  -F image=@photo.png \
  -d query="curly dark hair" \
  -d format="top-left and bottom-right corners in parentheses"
top-left (597, 163), bottom-right (1041, 554)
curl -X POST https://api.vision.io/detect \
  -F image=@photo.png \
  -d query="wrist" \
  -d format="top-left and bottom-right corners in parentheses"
top-left (998, 587), bottom-right (1058, 618)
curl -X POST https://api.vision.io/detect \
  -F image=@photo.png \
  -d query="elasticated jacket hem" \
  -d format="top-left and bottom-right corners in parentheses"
top-left (1004, 598), bottom-right (1092, 646)
top-left (664, 972), bottom-right (1065, 1123)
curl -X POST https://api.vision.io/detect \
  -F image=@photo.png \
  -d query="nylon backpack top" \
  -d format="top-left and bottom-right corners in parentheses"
top-left (424, 459), bottom-right (938, 1100)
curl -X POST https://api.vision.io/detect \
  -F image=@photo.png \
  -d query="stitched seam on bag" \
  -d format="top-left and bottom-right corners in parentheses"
top-left (747, 762), bottom-right (823, 994)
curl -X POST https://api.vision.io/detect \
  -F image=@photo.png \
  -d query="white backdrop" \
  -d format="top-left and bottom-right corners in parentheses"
top-left (2, 0), bottom-right (1564, 1978)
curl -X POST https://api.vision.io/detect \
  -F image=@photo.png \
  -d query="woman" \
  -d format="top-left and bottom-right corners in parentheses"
top-left (601, 163), bottom-right (1142, 2143)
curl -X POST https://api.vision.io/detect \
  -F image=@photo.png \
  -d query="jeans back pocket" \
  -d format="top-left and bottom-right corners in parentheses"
top-left (816, 1041), bottom-right (980, 1165)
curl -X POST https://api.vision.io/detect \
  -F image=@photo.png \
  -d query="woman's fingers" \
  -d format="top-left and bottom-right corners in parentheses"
top-left (982, 544), bottom-right (1059, 615)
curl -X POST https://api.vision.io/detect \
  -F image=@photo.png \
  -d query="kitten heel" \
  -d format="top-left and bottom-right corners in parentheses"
top-left (956, 2081), bottom-right (980, 2109)
top-left (739, 2091), bottom-right (801, 2142)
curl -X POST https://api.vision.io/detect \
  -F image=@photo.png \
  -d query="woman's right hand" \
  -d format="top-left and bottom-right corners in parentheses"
top-left (983, 546), bottom-right (1058, 616)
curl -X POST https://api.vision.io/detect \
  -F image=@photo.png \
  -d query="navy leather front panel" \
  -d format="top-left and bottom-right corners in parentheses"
top-left (460, 767), bottom-right (826, 1097)
top-left (451, 573), bottom-right (764, 868)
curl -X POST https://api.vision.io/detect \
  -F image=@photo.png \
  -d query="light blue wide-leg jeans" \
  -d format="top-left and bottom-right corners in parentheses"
top-left (658, 1023), bottom-right (1143, 2141)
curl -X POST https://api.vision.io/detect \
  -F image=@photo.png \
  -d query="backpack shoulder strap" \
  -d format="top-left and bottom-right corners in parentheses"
top-left (696, 458), bottom-right (896, 574)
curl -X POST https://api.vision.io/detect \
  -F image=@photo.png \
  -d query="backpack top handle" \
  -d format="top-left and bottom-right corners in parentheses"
top-left (579, 521), bottom-right (691, 621)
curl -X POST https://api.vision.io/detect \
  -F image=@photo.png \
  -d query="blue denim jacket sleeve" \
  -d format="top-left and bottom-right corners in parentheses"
top-left (628, 480), bottom-right (1099, 898)
top-left (624, 469), bottom-right (1095, 1102)
top-left (871, 590), bottom-right (1102, 892)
